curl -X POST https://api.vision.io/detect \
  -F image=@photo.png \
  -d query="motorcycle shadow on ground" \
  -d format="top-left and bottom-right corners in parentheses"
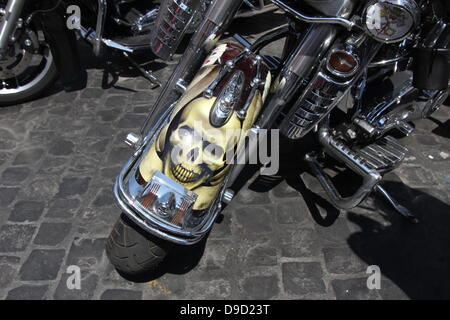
top-left (247, 146), bottom-right (450, 299)
top-left (48, 39), bottom-right (168, 97)
top-left (346, 179), bottom-right (450, 299)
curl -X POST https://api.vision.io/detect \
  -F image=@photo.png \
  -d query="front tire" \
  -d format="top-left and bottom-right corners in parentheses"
top-left (106, 214), bottom-right (173, 276)
top-left (0, 53), bottom-right (58, 105)
top-left (0, 2), bottom-right (59, 106)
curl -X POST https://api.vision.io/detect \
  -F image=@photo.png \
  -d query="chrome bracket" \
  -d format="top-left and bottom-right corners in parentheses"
top-left (203, 47), bottom-right (252, 99)
top-left (124, 132), bottom-right (142, 149)
top-left (122, 52), bottom-right (161, 88)
top-left (237, 55), bottom-right (264, 120)
top-left (375, 185), bottom-right (418, 223)
top-left (304, 125), bottom-right (382, 210)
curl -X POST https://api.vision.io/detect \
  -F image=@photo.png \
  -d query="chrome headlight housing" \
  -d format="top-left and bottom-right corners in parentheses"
top-left (363, 0), bottom-right (420, 43)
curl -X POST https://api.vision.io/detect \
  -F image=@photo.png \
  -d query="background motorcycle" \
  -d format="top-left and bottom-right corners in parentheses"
top-left (0, 0), bottom-right (163, 105)
top-left (0, 0), bottom-right (275, 105)
top-left (104, 0), bottom-right (449, 277)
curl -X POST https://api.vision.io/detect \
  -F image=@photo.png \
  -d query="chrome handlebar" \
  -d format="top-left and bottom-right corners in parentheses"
top-left (271, 0), bottom-right (355, 30)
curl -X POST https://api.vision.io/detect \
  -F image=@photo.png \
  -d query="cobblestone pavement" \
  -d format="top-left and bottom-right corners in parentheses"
top-left (1, 13), bottom-right (450, 300)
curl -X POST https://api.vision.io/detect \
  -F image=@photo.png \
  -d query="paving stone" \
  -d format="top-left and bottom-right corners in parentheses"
top-left (53, 91), bottom-right (78, 104)
top-left (37, 157), bottom-right (69, 175)
top-left (19, 249), bottom-right (66, 281)
top-left (6, 285), bottom-right (48, 300)
top-left (0, 129), bottom-right (17, 150)
top-left (278, 228), bottom-right (321, 258)
top-left (77, 206), bottom-right (119, 237)
top-left (100, 289), bottom-right (143, 300)
top-left (1, 167), bottom-right (31, 185)
top-left (282, 262), bottom-right (326, 296)
top-left (33, 222), bottom-right (72, 246)
top-left (398, 166), bottom-right (436, 186)
top-left (12, 148), bottom-right (45, 165)
top-left (54, 273), bottom-right (99, 300)
top-left (100, 166), bottom-right (121, 180)
top-left (86, 124), bottom-right (115, 138)
top-left (0, 151), bottom-right (9, 166)
top-left (22, 178), bottom-right (59, 200)
top-left (83, 138), bottom-right (110, 154)
top-left (209, 214), bottom-right (232, 239)
top-left (9, 200), bottom-right (45, 222)
top-left (271, 181), bottom-right (299, 199)
top-left (234, 187), bottom-right (272, 205)
top-left (0, 256), bottom-right (21, 264)
top-left (0, 264), bottom-right (17, 288)
top-left (29, 131), bottom-right (57, 145)
top-left (332, 278), bottom-right (380, 300)
top-left (48, 139), bottom-right (75, 156)
top-left (275, 199), bottom-right (309, 224)
top-left (66, 238), bottom-right (106, 270)
top-left (80, 88), bottom-right (103, 99)
top-left (313, 217), bottom-right (352, 247)
top-left (117, 114), bottom-right (144, 129)
top-left (197, 239), bottom-right (235, 272)
top-left (323, 247), bottom-right (368, 274)
top-left (69, 155), bottom-right (101, 174)
top-left (0, 187), bottom-right (19, 206)
top-left (92, 188), bottom-right (115, 207)
top-left (131, 92), bottom-right (153, 104)
top-left (106, 147), bottom-right (131, 166)
top-left (46, 198), bottom-right (81, 218)
top-left (245, 245), bottom-right (278, 266)
top-left (184, 279), bottom-right (232, 299)
top-left (234, 206), bottom-right (274, 234)
top-left (152, 274), bottom-right (186, 296)
top-left (104, 95), bottom-right (128, 108)
top-left (0, 224), bottom-right (36, 252)
top-left (49, 105), bottom-right (71, 116)
top-left (56, 177), bottom-right (91, 198)
top-left (240, 275), bottom-right (279, 299)
top-left (414, 134), bottom-right (440, 146)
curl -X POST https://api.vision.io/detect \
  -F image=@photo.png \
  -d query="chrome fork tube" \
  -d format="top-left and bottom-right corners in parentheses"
top-left (0, 0), bottom-right (26, 53)
top-left (140, 0), bottom-right (244, 136)
top-left (93, 0), bottom-right (107, 56)
top-left (226, 25), bottom-right (338, 187)
top-left (257, 24), bottom-right (338, 130)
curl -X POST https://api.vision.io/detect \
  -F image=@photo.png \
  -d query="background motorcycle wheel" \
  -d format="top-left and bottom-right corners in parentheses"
top-left (106, 214), bottom-right (173, 276)
top-left (0, 5), bottom-right (58, 106)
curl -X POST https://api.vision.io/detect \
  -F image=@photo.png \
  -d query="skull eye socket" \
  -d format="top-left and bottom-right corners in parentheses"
top-left (178, 125), bottom-right (202, 142)
top-left (203, 141), bottom-right (224, 159)
top-left (178, 125), bottom-right (193, 140)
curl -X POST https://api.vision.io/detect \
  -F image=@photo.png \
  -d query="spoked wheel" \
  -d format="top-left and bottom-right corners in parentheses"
top-left (0, 5), bottom-right (58, 105)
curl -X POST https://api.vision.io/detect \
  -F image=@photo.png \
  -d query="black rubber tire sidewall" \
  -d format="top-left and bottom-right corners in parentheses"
top-left (0, 59), bottom-right (58, 106)
top-left (106, 214), bottom-right (173, 276)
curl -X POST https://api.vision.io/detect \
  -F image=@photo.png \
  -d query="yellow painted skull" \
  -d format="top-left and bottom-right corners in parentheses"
top-left (161, 97), bottom-right (242, 190)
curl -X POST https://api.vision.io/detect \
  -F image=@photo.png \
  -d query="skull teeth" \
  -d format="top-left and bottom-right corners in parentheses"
top-left (171, 164), bottom-right (200, 184)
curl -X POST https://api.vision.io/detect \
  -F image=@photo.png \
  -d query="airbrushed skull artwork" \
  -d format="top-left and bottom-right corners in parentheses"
top-left (137, 43), bottom-right (271, 211)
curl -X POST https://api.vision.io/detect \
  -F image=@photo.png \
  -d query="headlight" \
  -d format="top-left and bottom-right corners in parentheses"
top-left (364, 0), bottom-right (420, 43)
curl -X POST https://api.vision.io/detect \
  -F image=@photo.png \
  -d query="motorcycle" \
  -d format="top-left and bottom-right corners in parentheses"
top-left (106, 0), bottom-right (450, 276)
top-left (0, 0), bottom-right (275, 105)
